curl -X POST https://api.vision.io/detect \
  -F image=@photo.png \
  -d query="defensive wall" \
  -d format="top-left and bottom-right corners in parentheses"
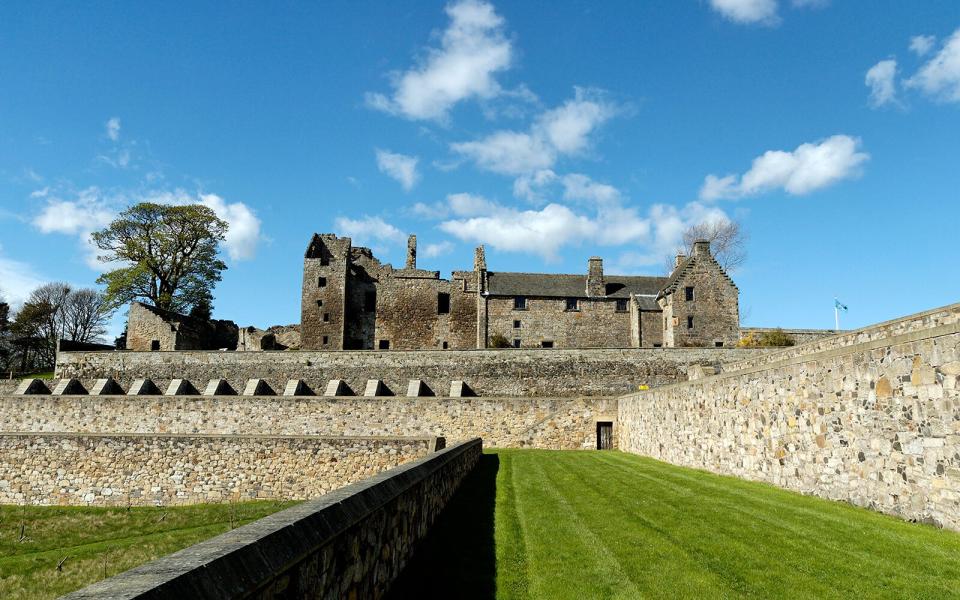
top-left (0, 434), bottom-right (440, 506)
top-left (53, 346), bottom-right (768, 397)
top-left (619, 302), bottom-right (960, 530)
top-left (738, 327), bottom-right (841, 345)
top-left (64, 439), bottom-right (481, 600)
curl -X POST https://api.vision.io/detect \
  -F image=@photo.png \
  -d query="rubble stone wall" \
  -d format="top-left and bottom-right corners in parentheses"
top-left (619, 303), bottom-right (960, 530)
top-left (0, 434), bottom-right (436, 506)
top-left (54, 346), bottom-right (769, 397)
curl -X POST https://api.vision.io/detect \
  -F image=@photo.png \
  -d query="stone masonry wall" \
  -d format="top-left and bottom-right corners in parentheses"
top-left (0, 434), bottom-right (435, 506)
top-left (1, 395), bottom-right (618, 449)
top-left (618, 303), bottom-right (960, 530)
top-left (63, 439), bottom-right (481, 600)
top-left (486, 295), bottom-right (633, 348)
top-left (54, 347), bottom-right (770, 397)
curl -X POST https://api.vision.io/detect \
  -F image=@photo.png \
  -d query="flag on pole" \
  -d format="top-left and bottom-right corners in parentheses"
top-left (835, 299), bottom-right (848, 312)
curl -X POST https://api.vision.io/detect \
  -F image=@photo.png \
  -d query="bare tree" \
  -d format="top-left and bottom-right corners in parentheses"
top-left (667, 220), bottom-right (747, 273)
top-left (63, 288), bottom-right (112, 342)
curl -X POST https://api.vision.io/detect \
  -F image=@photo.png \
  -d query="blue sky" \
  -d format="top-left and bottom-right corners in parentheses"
top-left (1, 0), bottom-right (958, 337)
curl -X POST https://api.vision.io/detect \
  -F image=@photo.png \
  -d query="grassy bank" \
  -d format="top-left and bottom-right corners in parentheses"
top-left (0, 500), bottom-right (296, 599)
top-left (390, 449), bottom-right (960, 599)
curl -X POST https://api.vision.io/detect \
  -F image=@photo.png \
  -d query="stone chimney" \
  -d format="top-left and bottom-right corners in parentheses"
top-left (405, 234), bottom-right (417, 269)
top-left (473, 245), bottom-right (487, 272)
top-left (674, 253), bottom-right (687, 269)
top-left (586, 256), bottom-right (605, 297)
top-left (693, 239), bottom-right (711, 258)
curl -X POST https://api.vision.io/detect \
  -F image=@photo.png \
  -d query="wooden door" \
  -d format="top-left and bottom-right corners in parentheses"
top-left (596, 422), bottom-right (613, 450)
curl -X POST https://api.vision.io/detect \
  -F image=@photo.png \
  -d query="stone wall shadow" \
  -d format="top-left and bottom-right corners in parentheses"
top-left (386, 453), bottom-right (499, 599)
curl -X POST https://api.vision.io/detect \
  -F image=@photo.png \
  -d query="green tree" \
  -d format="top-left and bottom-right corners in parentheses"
top-left (92, 203), bottom-right (228, 313)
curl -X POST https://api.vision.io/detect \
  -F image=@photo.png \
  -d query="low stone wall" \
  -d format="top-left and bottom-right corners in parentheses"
top-left (738, 327), bottom-right (841, 345)
top-left (63, 438), bottom-right (481, 600)
top-left (0, 434), bottom-right (437, 506)
top-left (54, 346), bottom-right (769, 397)
top-left (619, 304), bottom-right (960, 529)
top-left (0, 395), bottom-right (616, 449)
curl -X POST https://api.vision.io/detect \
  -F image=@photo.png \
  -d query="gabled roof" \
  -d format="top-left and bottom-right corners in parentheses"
top-left (658, 252), bottom-right (737, 300)
top-left (486, 272), bottom-right (669, 299)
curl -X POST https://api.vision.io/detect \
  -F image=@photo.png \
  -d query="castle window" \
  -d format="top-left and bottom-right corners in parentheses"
top-left (615, 299), bottom-right (628, 312)
top-left (442, 341), bottom-right (448, 349)
top-left (715, 341), bottom-right (723, 347)
top-left (565, 298), bottom-right (580, 311)
top-left (437, 292), bottom-right (450, 314)
top-left (541, 341), bottom-right (554, 348)
top-left (322, 336), bottom-right (329, 345)
top-left (320, 255), bottom-right (329, 266)
top-left (323, 313), bottom-right (330, 322)
top-left (364, 291), bottom-right (376, 312)
top-left (379, 339), bottom-right (390, 350)
top-left (687, 316), bottom-right (694, 329)
top-left (513, 339), bottom-right (521, 348)
top-left (316, 299), bottom-right (323, 307)
top-left (150, 340), bottom-right (160, 351)
top-left (653, 343), bottom-right (662, 348)
top-left (685, 286), bottom-right (694, 301)
top-left (514, 296), bottom-right (527, 310)
top-left (318, 276), bottom-right (327, 288)
top-left (513, 320), bottom-right (521, 329)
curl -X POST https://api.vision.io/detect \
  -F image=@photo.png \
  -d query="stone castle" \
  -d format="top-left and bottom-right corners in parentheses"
top-left (300, 233), bottom-right (739, 351)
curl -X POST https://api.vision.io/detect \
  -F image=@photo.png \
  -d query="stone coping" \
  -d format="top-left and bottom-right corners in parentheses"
top-left (0, 432), bottom-right (442, 443)
top-left (61, 437), bottom-right (482, 599)
top-left (0, 394), bottom-right (619, 401)
top-left (625, 319), bottom-right (960, 397)
top-left (57, 346), bottom-right (770, 356)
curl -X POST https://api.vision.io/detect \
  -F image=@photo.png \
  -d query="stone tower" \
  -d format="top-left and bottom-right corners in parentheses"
top-left (301, 234), bottom-right (352, 350)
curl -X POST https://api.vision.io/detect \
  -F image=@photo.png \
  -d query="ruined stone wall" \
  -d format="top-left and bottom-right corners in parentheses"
top-left (640, 310), bottom-right (663, 347)
top-left (2, 395), bottom-right (617, 449)
top-left (63, 440), bottom-right (481, 600)
top-left (447, 271), bottom-right (479, 349)
top-left (738, 327), bottom-right (841, 346)
top-left (0, 434), bottom-right (435, 506)
top-left (54, 347), bottom-right (770, 397)
top-left (301, 235), bottom-right (350, 350)
top-left (127, 302), bottom-right (179, 351)
top-left (618, 303), bottom-right (960, 530)
top-left (486, 296), bottom-right (633, 348)
top-left (126, 302), bottom-right (239, 351)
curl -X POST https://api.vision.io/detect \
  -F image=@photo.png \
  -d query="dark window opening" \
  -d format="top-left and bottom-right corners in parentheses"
top-left (565, 298), bottom-right (579, 311)
top-left (513, 320), bottom-right (521, 329)
top-left (322, 336), bottom-right (329, 345)
top-left (715, 341), bottom-right (724, 347)
top-left (687, 316), bottom-right (694, 329)
top-left (653, 343), bottom-right (662, 348)
top-left (150, 340), bottom-right (160, 351)
top-left (323, 313), bottom-right (330, 322)
top-left (597, 421), bottom-right (614, 450)
top-left (364, 291), bottom-right (376, 312)
top-left (438, 292), bottom-right (450, 314)
top-left (513, 339), bottom-right (521, 348)
top-left (685, 286), bottom-right (694, 301)
top-left (318, 276), bottom-right (327, 288)
top-left (316, 299), bottom-right (323, 307)
top-left (514, 296), bottom-right (527, 310)
top-left (378, 339), bottom-right (390, 350)
top-left (541, 341), bottom-right (554, 348)
top-left (615, 298), bottom-right (628, 312)
top-left (320, 255), bottom-right (329, 266)
top-left (442, 341), bottom-right (449, 349)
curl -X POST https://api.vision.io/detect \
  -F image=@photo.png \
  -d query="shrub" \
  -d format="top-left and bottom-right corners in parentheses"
top-left (738, 329), bottom-right (795, 347)
top-left (489, 333), bottom-right (512, 348)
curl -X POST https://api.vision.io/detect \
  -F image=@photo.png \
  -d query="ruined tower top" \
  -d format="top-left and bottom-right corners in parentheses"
top-left (405, 234), bottom-right (417, 269)
top-left (473, 245), bottom-right (487, 271)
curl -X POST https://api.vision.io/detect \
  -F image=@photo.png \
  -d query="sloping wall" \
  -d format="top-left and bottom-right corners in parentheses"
top-left (618, 302), bottom-right (960, 529)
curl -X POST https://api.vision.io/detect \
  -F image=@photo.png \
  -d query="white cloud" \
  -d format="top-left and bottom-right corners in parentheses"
top-left (909, 34), bottom-right (935, 57)
top-left (197, 193), bottom-right (262, 261)
top-left (422, 241), bottom-right (455, 258)
top-left (865, 59), bottom-right (898, 107)
top-left (560, 173), bottom-right (621, 204)
top-left (334, 215), bottom-right (407, 248)
top-left (452, 88), bottom-right (617, 176)
top-left (106, 117), bottom-right (121, 141)
top-left (709, 0), bottom-right (779, 25)
top-left (412, 192), bottom-right (499, 219)
top-left (375, 149), bottom-right (420, 191)
top-left (0, 246), bottom-right (47, 308)
top-left (365, 0), bottom-right (512, 122)
top-left (33, 187), bottom-right (263, 267)
top-left (699, 135), bottom-right (869, 200)
top-left (513, 169), bottom-right (557, 202)
top-left (905, 28), bottom-right (960, 103)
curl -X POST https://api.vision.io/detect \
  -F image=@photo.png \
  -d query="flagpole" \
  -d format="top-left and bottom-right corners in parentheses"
top-left (835, 304), bottom-right (839, 330)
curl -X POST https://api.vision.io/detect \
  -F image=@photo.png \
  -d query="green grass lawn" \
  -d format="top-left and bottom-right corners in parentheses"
top-left (0, 501), bottom-right (297, 599)
top-left (389, 449), bottom-right (960, 599)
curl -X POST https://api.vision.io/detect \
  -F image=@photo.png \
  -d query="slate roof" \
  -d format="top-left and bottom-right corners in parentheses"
top-left (486, 272), bottom-right (669, 299)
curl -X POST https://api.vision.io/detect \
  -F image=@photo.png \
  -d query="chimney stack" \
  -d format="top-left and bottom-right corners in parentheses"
top-left (586, 256), bottom-right (605, 297)
top-left (693, 239), bottom-right (711, 257)
top-left (674, 253), bottom-right (687, 269)
top-left (473, 245), bottom-right (487, 272)
top-left (405, 234), bottom-right (417, 269)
